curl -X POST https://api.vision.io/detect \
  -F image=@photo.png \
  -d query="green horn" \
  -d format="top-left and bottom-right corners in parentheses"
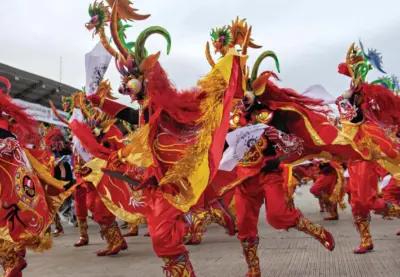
top-left (250, 51), bottom-right (280, 83)
top-left (135, 26), bottom-right (172, 67)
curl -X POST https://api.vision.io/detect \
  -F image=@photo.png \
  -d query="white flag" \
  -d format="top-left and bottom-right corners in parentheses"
top-left (219, 124), bottom-right (267, 171)
top-left (302, 84), bottom-right (336, 105)
top-left (85, 41), bottom-right (112, 96)
top-left (379, 175), bottom-right (392, 190)
top-left (69, 109), bottom-right (93, 162)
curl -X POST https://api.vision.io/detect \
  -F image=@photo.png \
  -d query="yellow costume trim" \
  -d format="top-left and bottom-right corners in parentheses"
top-left (328, 165), bottom-right (346, 210)
top-left (160, 54), bottom-right (242, 212)
top-left (24, 149), bottom-right (67, 189)
top-left (377, 158), bottom-right (400, 181)
top-left (83, 158), bottom-right (146, 225)
top-left (82, 158), bottom-right (107, 186)
top-left (102, 187), bottom-right (146, 225)
top-left (278, 106), bottom-right (370, 160)
top-left (124, 124), bottom-right (154, 168)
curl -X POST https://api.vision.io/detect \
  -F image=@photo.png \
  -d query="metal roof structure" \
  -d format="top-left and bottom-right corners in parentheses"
top-left (0, 62), bottom-right (80, 110)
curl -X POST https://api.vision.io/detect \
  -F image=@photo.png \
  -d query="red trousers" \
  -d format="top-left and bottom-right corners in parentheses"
top-left (348, 160), bottom-right (386, 217)
top-left (382, 177), bottom-right (400, 204)
top-left (309, 171), bottom-right (337, 199)
top-left (193, 185), bottom-right (235, 209)
top-left (235, 170), bottom-right (301, 240)
top-left (74, 181), bottom-right (115, 225)
top-left (143, 189), bottom-right (186, 257)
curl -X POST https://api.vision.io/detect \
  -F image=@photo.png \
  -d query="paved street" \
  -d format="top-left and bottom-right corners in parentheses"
top-left (23, 186), bottom-right (399, 277)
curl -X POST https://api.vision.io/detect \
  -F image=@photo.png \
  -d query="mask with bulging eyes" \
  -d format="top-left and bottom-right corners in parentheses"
top-left (242, 90), bottom-right (255, 110)
top-left (118, 79), bottom-right (142, 98)
top-left (336, 95), bottom-right (358, 121)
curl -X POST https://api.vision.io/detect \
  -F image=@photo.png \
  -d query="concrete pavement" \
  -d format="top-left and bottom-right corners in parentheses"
top-left (22, 186), bottom-right (400, 277)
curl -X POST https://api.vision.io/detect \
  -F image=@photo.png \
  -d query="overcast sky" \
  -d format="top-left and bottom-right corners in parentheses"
top-left (1, 0), bottom-right (399, 104)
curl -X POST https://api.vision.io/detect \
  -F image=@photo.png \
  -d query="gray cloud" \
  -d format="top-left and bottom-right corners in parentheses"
top-left (0, 0), bottom-right (399, 101)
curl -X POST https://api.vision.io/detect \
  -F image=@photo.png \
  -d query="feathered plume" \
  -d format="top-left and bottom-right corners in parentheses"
top-left (0, 77), bottom-right (40, 141)
top-left (69, 120), bottom-right (112, 160)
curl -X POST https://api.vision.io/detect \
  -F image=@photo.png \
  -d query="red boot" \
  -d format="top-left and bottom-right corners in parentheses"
top-left (2, 250), bottom-right (27, 277)
top-left (14, 245), bottom-right (26, 258)
top-left (396, 231), bottom-right (400, 236)
top-left (96, 221), bottom-right (128, 256)
top-left (295, 215), bottom-right (335, 251)
top-left (353, 215), bottom-right (373, 254)
top-left (122, 224), bottom-right (139, 237)
top-left (318, 198), bottom-right (326, 213)
top-left (161, 252), bottom-right (196, 276)
top-left (208, 199), bottom-right (236, 236)
top-left (324, 202), bottom-right (339, 221)
top-left (183, 210), bottom-right (212, 245)
top-left (53, 214), bottom-right (64, 237)
top-left (74, 218), bottom-right (89, 247)
top-left (241, 236), bottom-right (261, 277)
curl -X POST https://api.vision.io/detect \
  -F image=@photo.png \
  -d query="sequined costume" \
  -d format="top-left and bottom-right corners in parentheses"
top-left (42, 126), bottom-right (75, 237)
top-left (0, 77), bottom-right (75, 276)
top-left (82, 3), bottom-right (248, 275)
top-left (336, 40), bottom-right (400, 254)
top-left (71, 109), bottom-right (129, 255)
top-left (212, 37), bottom-right (400, 275)
top-left (203, 24), bottom-right (376, 277)
top-left (309, 161), bottom-right (345, 220)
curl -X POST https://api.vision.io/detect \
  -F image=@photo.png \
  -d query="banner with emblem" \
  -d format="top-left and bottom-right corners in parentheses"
top-left (85, 41), bottom-right (112, 96)
top-left (219, 124), bottom-right (267, 171)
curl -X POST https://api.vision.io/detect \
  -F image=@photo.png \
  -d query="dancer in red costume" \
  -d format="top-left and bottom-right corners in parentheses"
top-left (295, 161), bottom-right (326, 211)
top-left (382, 177), bottom-right (400, 207)
top-left (42, 126), bottom-right (75, 237)
top-left (0, 77), bottom-right (76, 277)
top-left (310, 161), bottom-right (345, 220)
top-left (221, 67), bottom-right (337, 277)
top-left (336, 40), bottom-right (400, 254)
top-left (381, 176), bottom-right (400, 236)
top-left (293, 161), bottom-right (318, 183)
top-left (82, 2), bottom-right (249, 275)
top-left (57, 93), bottom-right (128, 256)
top-left (212, 38), bottom-right (393, 275)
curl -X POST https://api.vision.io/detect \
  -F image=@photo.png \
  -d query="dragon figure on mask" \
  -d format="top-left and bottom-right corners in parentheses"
top-left (335, 39), bottom-right (400, 254)
top-left (80, 1), bottom-right (251, 275)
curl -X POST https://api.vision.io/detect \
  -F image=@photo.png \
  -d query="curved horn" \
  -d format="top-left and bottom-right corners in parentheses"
top-left (49, 101), bottom-right (70, 126)
top-left (353, 61), bottom-right (369, 86)
top-left (205, 41), bottom-right (215, 68)
top-left (118, 21), bottom-right (148, 57)
top-left (346, 43), bottom-right (355, 78)
top-left (106, 0), bottom-right (150, 21)
top-left (250, 51), bottom-right (280, 83)
top-left (110, 0), bottom-right (130, 59)
top-left (79, 95), bottom-right (92, 119)
top-left (248, 41), bottom-right (262, 49)
top-left (251, 71), bottom-right (275, 96)
top-left (135, 26), bottom-right (172, 67)
top-left (241, 26), bottom-right (252, 56)
top-left (371, 78), bottom-right (392, 90)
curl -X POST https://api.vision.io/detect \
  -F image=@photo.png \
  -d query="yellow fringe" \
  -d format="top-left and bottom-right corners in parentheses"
top-left (24, 149), bottom-right (68, 189)
top-left (328, 165), bottom-right (346, 210)
top-left (18, 231), bottom-right (53, 253)
top-left (159, 67), bottom-right (228, 211)
top-left (33, 232), bottom-right (53, 253)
